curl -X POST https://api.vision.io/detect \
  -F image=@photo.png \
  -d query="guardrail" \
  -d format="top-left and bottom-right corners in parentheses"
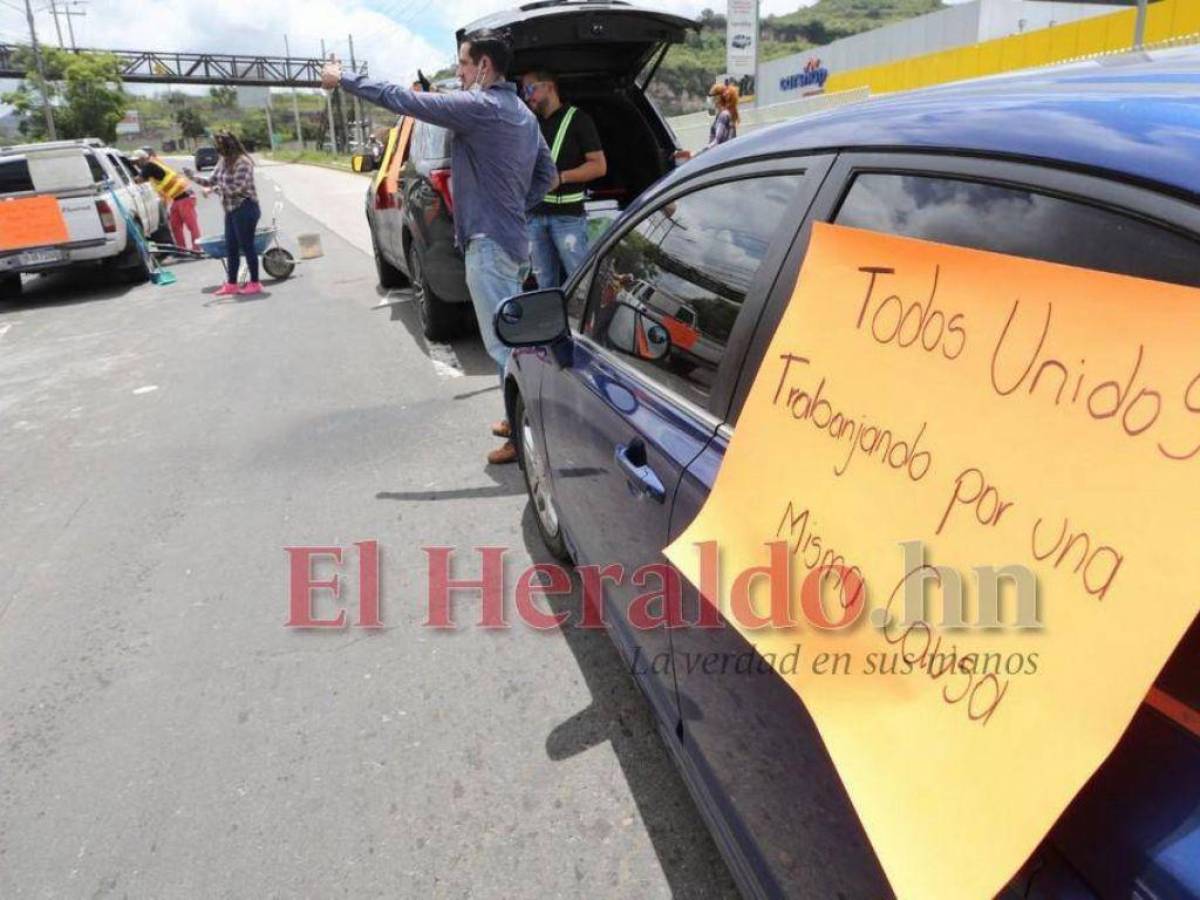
top-left (666, 87), bottom-right (871, 154)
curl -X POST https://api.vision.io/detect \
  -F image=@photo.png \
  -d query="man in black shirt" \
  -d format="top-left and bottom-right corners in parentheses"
top-left (520, 69), bottom-right (607, 289)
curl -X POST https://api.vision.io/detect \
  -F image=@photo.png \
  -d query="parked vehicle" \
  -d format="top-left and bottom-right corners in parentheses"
top-left (355, 0), bottom-right (697, 340)
top-left (0, 138), bottom-right (166, 299)
top-left (494, 53), bottom-right (1200, 899)
top-left (194, 146), bottom-right (219, 170)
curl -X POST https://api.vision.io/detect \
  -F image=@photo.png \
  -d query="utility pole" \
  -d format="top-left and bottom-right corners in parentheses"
top-left (264, 94), bottom-right (275, 151)
top-left (321, 38), bottom-right (338, 153)
top-left (63, 1), bottom-right (83, 51)
top-left (23, 0), bottom-right (57, 140)
top-left (348, 33), bottom-right (364, 149)
top-left (48, 0), bottom-right (65, 48)
top-left (284, 34), bottom-right (304, 149)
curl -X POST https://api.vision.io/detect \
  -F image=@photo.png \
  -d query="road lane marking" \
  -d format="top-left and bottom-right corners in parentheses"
top-left (132, 385), bottom-right (159, 395)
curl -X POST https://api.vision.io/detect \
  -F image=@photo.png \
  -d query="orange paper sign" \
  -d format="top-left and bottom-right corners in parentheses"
top-left (665, 222), bottom-right (1200, 899)
top-left (0, 196), bottom-right (70, 252)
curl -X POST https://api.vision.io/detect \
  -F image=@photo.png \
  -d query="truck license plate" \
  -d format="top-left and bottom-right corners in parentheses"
top-left (16, 248), bottom-right (63, 267)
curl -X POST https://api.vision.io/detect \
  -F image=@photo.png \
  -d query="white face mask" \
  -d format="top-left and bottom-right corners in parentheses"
top-left (466, 62), bottom-right (488, 93)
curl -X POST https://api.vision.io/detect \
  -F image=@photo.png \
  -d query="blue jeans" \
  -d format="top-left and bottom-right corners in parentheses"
top-left (464, 237), bottom-right (529, 380)
top-left (527, 213), bottom-right (589, 290)
top-left (224, 199), bottom-right (260, 284)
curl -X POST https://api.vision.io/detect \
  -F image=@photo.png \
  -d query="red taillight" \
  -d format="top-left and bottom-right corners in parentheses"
top-left (374, 179), bottom-right (395, 211)
top-left (96, 199), bottom-right (117, 233)
top-left (430, 169), bottom-right (453, 215)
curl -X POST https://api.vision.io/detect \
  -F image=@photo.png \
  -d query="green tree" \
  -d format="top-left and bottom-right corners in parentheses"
top-left (209, 85), bottom-right (238, 109)
top-left (1, 47), bottom-right (128, 142)
top-left (174, 106), bottom-right (208, 146)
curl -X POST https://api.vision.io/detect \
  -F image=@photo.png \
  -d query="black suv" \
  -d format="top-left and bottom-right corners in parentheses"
top-left (357, 0), bottom-right (697, 340)
top-left (194, 146), bottom-right (219, 171)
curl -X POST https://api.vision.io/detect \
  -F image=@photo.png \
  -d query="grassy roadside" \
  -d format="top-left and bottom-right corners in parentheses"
top-left (261, 149), bottom-right (368, 175)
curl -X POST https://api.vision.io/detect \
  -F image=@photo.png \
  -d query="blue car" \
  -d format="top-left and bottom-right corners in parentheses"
top-left (497, 51), bottom-right (1200, 899)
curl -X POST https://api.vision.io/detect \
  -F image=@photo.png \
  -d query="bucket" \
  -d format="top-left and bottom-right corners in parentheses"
top-left (296, 233), bottom-right (324, 260)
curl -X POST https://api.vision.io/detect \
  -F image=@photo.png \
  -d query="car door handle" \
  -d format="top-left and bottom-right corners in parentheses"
top-left (615, 440), bottom-right (666, 503)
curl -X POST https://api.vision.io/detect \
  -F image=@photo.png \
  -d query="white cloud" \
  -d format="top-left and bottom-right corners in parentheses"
top-left (2, 0), bottom-right (452, 90)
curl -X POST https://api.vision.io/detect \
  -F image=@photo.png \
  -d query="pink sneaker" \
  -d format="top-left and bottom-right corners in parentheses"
top-left (238, 281), bottom-right (263, 296)
top-left (213, 283), bottom-right (239, 297)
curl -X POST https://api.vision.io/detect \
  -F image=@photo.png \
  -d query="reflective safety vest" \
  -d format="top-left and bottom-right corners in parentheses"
top-left (542, 106), bottom-right (586, 207)
top-left (150, 161), bottom-right (191, 201)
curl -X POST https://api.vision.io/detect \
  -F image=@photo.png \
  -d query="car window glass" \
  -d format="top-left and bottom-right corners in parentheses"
top-left (120, 157), bottom-right (139, 180)
top-left (414, 123), bottom-right (450, 164)
top-left (108, 154), bottom-right (130, 185)
top-left (84, 152), bottom-right (106, 184)
top-left (584, 173), bottom-right (805, 407)
top-left (835, 173), bottom-right (1200, 288)
top-left (0, 159), bottom-right (34, 195)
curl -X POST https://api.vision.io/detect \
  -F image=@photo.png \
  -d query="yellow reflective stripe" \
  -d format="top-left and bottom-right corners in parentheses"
top-left (546, 106), bottom-right (585, 205)
top-left (372, 126), bottom-right (401, 192)
top-left (549, 106), bottom-right (577, 162)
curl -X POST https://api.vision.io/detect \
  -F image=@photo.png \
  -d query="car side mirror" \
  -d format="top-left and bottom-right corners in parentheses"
top-left (605, 301), bottom-right (671, 362)
top-left (351, 154), bottom-right (376, 173)
top-left (495, 289), bottom-right (568, 347)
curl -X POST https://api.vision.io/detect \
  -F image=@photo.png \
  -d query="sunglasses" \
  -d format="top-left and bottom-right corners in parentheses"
top-left (522, 81), bottom-right (546, 99)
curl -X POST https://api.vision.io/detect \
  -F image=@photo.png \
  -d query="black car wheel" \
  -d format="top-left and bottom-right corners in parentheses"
top-left (408, 244), bottom-right (458, 341)
top-left (515, 393), bottom-right (570, 562)
top-left (117, 221), bottom-right (151, 284)
top-left (373, 237), bottom-right (408, 289)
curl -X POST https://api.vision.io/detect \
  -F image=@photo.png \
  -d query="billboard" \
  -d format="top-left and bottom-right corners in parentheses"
top-left (726, 0), bottom-right (758, 82)
top-left (115, 110), bottom-right (141, 136)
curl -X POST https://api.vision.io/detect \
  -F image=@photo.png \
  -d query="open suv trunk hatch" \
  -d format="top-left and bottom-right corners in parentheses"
top-left (458, 0), bottom-right (694, 87)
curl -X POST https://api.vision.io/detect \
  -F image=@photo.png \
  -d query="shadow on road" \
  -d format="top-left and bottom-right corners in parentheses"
top-left (375, 286), bottom-right (496, 378)
top-left (0, 268), bottom-right (139, 312)
top-left (518, 504), bottom-right (741, 899)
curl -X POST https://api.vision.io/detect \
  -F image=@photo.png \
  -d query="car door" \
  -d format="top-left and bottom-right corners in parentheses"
top-left (120, 154), bottom-right (158, 229)
top-left (105, 151), bottom-right (146, 228)
top-left (537, 160), bottom-right (827, 732)
top-left (670, 153), bottom-right (1200, 898)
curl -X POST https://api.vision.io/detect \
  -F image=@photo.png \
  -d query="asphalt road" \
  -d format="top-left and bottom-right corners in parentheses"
top-left (0, 159), bottom-right (740, 898)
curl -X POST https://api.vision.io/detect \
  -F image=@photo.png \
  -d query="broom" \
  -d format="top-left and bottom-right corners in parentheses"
top-left (107, 185), bottom-right (177, 287)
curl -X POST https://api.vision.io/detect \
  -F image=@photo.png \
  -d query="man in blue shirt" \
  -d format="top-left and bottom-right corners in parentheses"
top-left (322, 31), bottom-right (558, 465)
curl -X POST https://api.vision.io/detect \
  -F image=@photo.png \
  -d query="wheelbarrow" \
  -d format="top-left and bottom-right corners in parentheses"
top-left (148, 199), bottom-right (299, 282)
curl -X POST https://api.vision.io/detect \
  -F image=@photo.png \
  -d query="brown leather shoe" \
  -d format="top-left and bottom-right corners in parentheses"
top-left (487, 440), bottom-right (518, 465)
top-left (491, 419), bottom-right (511, 438)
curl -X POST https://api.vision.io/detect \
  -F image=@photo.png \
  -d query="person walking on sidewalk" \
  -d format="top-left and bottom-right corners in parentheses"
top-left (520, 69), bottom-right (606, 289)
top-left (323, 30), bottom-right (558, 465)
top-left (193, 133), bottom-right (263, 297)
top-left (132, 149), bottom-right (202, 251)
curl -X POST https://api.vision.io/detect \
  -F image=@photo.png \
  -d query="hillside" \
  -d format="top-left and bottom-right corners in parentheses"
top-left (651, 0), bottom-right (945, 114)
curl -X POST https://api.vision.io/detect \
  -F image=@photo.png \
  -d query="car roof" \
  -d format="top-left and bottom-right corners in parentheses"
top-left (459, 0), bottom-right (694, 39)
top-left (691, 48), bottom-right (1200, 199)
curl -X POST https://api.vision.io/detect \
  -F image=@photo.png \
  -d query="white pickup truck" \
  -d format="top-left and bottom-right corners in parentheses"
top-left (0, 138), bottom-right (167, 300)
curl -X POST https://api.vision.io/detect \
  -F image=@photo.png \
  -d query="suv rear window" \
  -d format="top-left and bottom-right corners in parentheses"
top-left (413, 123), bottom-right (451, 163)
top-left (834, 173), bottom-right (1200, 288)
top-left (0, 158), bottom-right (34, 195)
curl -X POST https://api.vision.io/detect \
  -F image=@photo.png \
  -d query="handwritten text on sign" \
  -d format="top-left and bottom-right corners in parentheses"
top-left (665, 222), bottom-right (1200, 899)
top-left (0, 196), bottom-right (70, 252)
